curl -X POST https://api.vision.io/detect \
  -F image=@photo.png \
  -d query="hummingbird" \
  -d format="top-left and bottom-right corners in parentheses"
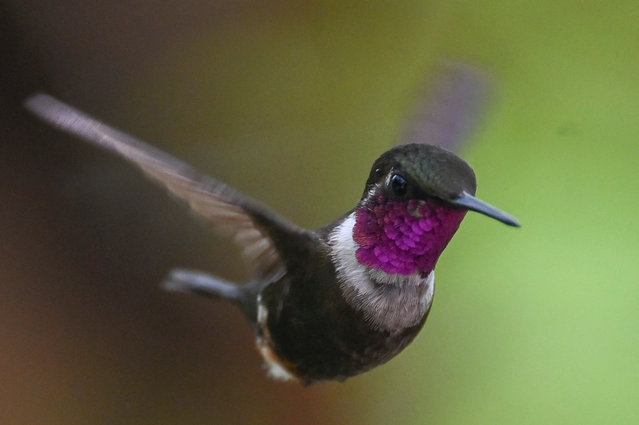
top-left (24, 70), bottom-right (519, 385)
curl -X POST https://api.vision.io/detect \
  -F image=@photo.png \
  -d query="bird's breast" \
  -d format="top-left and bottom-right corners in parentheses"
top-left (328, 212), bottom-right (436, 332)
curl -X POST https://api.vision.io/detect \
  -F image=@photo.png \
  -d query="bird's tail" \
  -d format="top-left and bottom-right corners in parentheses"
top-left (162, 268), bottom-right (257, 319)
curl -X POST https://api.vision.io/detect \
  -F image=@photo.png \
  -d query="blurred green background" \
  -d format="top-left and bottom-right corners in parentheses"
top-left (2, 1), bottom-right (638, 424)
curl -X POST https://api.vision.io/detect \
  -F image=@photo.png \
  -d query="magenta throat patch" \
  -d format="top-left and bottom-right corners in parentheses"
top-left (353, 197), bottom-right (466, 275)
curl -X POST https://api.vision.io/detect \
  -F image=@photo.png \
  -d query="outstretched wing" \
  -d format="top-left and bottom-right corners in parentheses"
top-left (397, 62), bottom-right (491, 153)
top-left (24, 93), bottom-right (305, 281)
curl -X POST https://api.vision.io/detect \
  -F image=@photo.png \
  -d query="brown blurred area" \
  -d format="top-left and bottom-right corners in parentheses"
top-left (0, 2), bottom-right (364, 424)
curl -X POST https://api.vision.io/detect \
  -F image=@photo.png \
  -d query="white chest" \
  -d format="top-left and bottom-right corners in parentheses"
top-left (328, 213), bottom-right (435, 332)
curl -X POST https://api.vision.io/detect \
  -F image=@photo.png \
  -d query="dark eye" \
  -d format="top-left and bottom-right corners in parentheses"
top-left (389, 173), bottom-right (408, 196)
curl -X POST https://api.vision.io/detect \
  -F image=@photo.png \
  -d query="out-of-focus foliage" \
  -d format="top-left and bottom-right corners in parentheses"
top-left (2, 1), bottom-right (638, 424)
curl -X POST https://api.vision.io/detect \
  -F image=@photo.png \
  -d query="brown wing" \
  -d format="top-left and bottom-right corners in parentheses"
top-left (24, 93), bottom-right (304, 281)
top-left (397, 62), bottom-right (492, 153)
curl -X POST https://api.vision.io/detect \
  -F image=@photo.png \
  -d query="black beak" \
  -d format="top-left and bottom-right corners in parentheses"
top-left (449, 191), bottom-right (521, 227)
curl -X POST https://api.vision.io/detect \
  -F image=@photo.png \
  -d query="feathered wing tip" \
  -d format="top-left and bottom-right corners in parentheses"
top-left (397, 62), bottom-right (492, 154)
top-left (23, 93), bottom-right (304, 282)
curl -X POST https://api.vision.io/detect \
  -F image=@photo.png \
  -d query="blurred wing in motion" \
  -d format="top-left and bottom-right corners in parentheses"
top-left (24, 93), bottom-right (306, 281)
top-left (397, 62), bottom-right (492, 153)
